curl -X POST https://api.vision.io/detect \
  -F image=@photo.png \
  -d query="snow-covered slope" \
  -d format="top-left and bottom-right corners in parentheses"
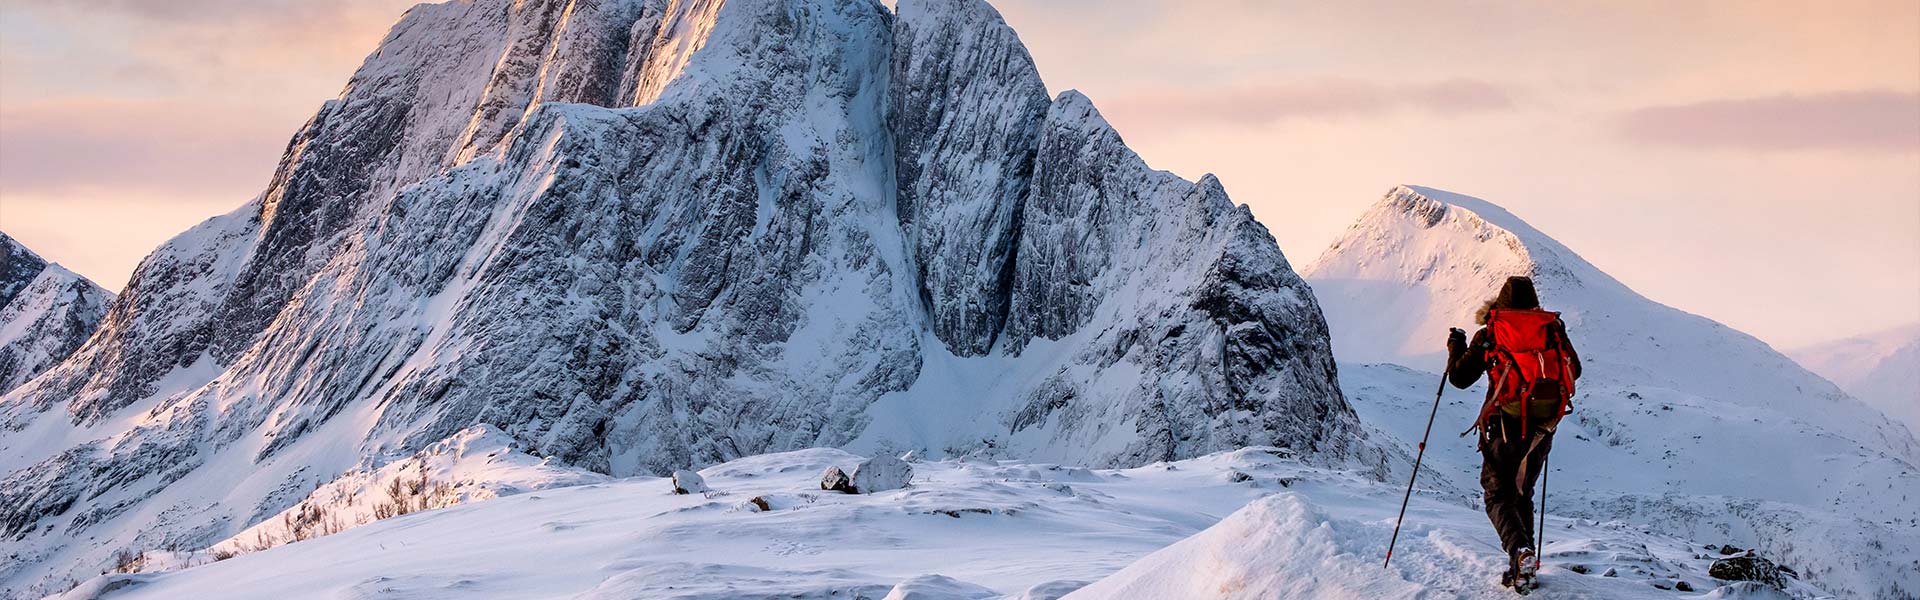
top-left (0, 0), bottom-right (1374, 595)
top-left (1305, 185), bottom-right (1920, 598)
top-left (1791, 323), bottom-right (1920, 436)
top-left (55, 447), bottom-right (1797, 600)
top-left (0, 233), bottom-right (112, 394)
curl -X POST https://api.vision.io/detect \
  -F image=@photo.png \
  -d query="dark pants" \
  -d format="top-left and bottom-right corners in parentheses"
top-left (1479, 415), bottom-right (1553, 560)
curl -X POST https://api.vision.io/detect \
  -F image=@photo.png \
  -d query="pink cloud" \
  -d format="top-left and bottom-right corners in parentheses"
top-left (0, 98), bottom-right (293, 199)
top-left (1099, 78), bottom-right (1516, 133)
top-left (1617, 91), bottom-right (1920, 152)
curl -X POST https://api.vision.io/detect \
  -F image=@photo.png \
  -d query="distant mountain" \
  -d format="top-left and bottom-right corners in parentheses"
top-left (0, 0), bottom-right (1377, 595)
top-left (0, 233), bottom-right (111, 394)
top-left (1305, 185), bottom-right (1920, 598)
top-left (1791, 323), bottom-right (1920, 436)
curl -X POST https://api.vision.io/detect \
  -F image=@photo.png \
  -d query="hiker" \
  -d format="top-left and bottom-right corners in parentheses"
top-left (1446, 275), bottom-right (1581, 591)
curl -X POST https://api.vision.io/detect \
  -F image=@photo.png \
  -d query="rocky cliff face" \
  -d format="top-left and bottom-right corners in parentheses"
top-left (0, 233), bottom-right (112, 395)
top-left (0, 0), bottom-right (1375, 594)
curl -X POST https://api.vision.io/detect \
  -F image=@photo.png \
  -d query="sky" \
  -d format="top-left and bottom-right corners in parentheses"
top-left (0, 0), bottom-right (1916, 349)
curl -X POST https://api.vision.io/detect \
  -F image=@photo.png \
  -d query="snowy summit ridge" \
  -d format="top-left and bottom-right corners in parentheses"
top-left (0, 0), bottom-right (1376, 594)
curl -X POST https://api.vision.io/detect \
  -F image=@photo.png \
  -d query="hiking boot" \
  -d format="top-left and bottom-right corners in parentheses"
top-left (1515, 547), bottom-right (1539, 578)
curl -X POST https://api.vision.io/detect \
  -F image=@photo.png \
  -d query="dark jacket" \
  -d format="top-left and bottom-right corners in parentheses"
top-left (1446, 321), bottom-right (1582, 390)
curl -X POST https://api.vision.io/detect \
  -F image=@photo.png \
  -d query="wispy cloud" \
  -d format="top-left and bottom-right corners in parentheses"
top-left (1616, 91), bottom-right (1920, 152)
top-left (1099, 78), bottom-right (1516, 132)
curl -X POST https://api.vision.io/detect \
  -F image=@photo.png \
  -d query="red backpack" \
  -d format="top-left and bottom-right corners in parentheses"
top-left (1471, 308), bottom-right (1577, 434)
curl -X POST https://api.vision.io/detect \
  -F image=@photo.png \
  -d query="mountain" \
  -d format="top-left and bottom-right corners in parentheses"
top-left (0, 0), bottom-right (1376, 595)
top-left (0, 233), bottom-right (112, 394)
top-left (1304, 185), bottom-right (1920, 598)
top-left (1791, 323), bottom-right (1920, 436)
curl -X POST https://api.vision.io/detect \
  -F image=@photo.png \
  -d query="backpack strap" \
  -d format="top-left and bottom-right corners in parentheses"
top-left (1461, 349), bottom-right (1515, 437)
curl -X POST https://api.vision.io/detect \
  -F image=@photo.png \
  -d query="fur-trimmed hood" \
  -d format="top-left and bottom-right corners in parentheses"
top-left (1476, 276), bottom-right (1542, 324)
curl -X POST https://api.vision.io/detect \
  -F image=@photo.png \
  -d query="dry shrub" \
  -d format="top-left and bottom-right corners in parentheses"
top-left (110, 548), bottom-right (144, 574)
top-left (372, 462), bottom-right (457, 520)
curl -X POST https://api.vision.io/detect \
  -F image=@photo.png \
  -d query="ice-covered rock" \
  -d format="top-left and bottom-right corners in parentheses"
top-left (671, 470), bottom-right (708, 495)
top-left (849, 454), bottom-right (913, 494)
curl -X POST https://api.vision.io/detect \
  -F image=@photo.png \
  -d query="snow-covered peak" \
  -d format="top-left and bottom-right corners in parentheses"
top-left (1309, 187), bottom-right (1920, 596)
top-left (1303, 185), bottom-right (1637, 368)
top-left (0, 232), bottom-right (112, 394)
top-left (1791, 323), bottom-right (1920, 435)
top-left (1306, 185), bottom-right (1916, 459)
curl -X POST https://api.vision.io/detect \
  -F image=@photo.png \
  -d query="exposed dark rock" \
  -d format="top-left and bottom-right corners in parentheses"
top-left (821, 466), bottom-right (854, 494)
top-left (1709, 555), bottom-right (1788, 589)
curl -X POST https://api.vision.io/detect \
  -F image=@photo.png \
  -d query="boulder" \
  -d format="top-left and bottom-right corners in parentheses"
top-left (1709, 555), bottom-right (1788, 589)
top-left (821, 466), bottom-right (855, 493)
top-left (850, 454), bottom-right (914, 494)
top-left (671, 470), bottom-right (708, 495)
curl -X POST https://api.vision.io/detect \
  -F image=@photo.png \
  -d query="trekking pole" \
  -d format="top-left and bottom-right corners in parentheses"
top-left (1535, 454), bottom-right (1548, 570)
top-left (1385, 368), bottom-right (1449, 568)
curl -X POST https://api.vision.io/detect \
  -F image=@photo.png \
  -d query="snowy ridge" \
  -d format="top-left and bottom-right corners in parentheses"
top-left (1790, 323), bottom-right (1920, 436)
top-left (208, 425), bottom-right (608, 557)
top-left (0, 0), bottom-right (1370, 594)
top-left (0, 233), bottom-right (111, 395)
top-left (1306, 185), bottom-right (1920, 598)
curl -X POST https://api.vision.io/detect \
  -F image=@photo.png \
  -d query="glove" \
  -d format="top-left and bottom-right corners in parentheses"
top-left (1446, 327), bottom-right (1467, 352)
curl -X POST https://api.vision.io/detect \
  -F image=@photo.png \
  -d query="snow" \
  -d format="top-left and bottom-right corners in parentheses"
top-left (0, 234), bottom-right (112, 394)
top-left (672, 469), bottom-right (710, 494)
top-left (204, 425), bottom-right (608, 558)
top-left (6, 0), bottom-right (1914, 597)
top-left (1306, 185), bottom-right (1920, 598)
top-left (61, 447), bottom-right (1823, 600)
top-left (1790, 323), bottom-right (1920, 436)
